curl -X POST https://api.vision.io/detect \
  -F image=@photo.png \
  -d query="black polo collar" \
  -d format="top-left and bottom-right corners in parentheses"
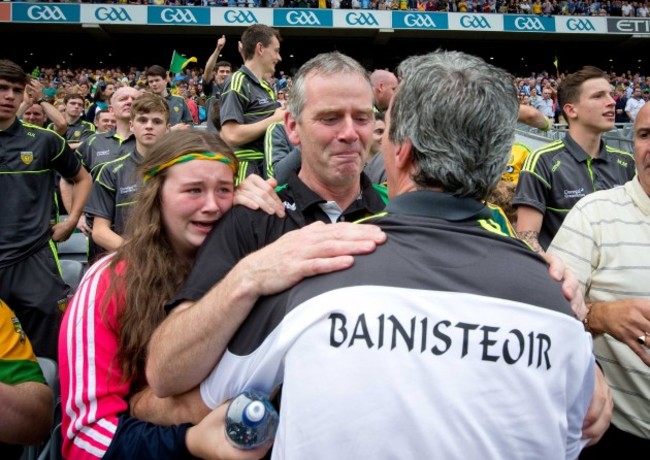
top-left (385, 190), bottom-right (493, 221)
top-left (563, 133), bottom-right (609, 163)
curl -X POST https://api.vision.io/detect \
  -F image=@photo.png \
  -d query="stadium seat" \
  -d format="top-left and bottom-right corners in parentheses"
top-left (56, 233), bottom-right (88, 265)
top-left (60, 259), bottom-right (84, 293)
top-left (36, 424), bottom-right (62, 460)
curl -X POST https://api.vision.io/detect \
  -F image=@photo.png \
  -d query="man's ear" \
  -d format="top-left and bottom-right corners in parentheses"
top-left (285, 113), bottom-right (300, 146)
top-left (394, 138), bottom-right (414, 171)
top-left (563, 102), bottom-right (577, 121)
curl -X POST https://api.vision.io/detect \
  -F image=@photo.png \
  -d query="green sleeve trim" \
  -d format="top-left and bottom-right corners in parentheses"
top-left (0, 359), bottom-right (46, 385)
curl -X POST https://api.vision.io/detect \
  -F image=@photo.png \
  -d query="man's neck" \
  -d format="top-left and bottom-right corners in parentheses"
top-left (569, 125), bottom-right (603, 158)
top-left (298, 171), bottom-right (362, 212)
top-left (0, 116), bottom-right (16, 131)
top-left (66, 114), bottom-right (81, 125)
top-left (158, 89), bottom-right (169, 98)
top-left (244, 60), bottom-right (265, 84)
top-left (136, 143), bottom-right (150, 158)
top-left (115, 120), bottom-right (131, 140)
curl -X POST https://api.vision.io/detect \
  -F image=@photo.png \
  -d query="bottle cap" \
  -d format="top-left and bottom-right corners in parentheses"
top-left (243, 400), bottom-right (266, 426)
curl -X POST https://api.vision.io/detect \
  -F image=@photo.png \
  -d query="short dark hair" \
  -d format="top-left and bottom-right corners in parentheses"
top-left (64, 93), bottom-right (85, 104)
top-left (146, 65), bottom-right (167, 80)
top-left (241, 25), bottom-right (281, 61)
top-left (215, 61), bottom-right (232, 70)
top-left (0, 59), bottom-right (29, 86)
top-left (558, 66), bottom-right (608, 123)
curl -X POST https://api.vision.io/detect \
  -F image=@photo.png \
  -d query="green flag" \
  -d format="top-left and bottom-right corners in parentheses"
top-left (31, 66), bottom-right (40, 78)
top-left (169, 50), bottom-right (198, 74)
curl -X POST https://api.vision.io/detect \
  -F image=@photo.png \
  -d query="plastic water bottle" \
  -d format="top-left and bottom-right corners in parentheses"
top-left (225, 390), bottom-right (279, 450)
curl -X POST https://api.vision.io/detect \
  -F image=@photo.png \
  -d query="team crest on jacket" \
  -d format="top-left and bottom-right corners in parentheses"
top-left (174, 106), bottom-right (180, 112)
top-left (74, 130), bottom-right (81, 139)
top-left (11, 315), bottom-right (26, 344)
top-left (20, 151), bottom-right (33, 165)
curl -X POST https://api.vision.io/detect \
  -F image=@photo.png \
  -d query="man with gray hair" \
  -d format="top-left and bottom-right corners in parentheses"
top-left (146, 51), bottom-right (389, 396)
top-left (196, 51), bottom-right (607, 458)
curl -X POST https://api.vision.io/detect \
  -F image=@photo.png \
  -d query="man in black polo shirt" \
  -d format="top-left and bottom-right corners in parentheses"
top-left (77, 86), bottom-right (139, 179)
top-left (51, 93), bottom-right (96, 150)
top-left (201, 35), bottom-right (231, 133)
top-left (219, 24), bottom-right (286, 182)
top-left (85, 93), bottom-right (169, 253)
top-left (0, 60), bottom-right (92, 360)
top-left (514, 66), bottom-right (635, 252)
top-left (146, 52), bottom-right (388, 397)
top-left (146, 65), bottom-right (193, 130)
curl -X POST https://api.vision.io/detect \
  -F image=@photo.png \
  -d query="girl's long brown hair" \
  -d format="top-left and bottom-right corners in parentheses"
top-left (105, 130), bottom-right (237, 388)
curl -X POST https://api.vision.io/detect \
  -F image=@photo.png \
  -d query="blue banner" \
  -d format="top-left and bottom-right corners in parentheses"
top-left (147, 6), bottom-right (210, 26)
top-left (13, 3), bottom-right (79, 23)
top-left (273, 9), bottom-right (332, 27)
top-left (392, 12), bottom-right (448, 30)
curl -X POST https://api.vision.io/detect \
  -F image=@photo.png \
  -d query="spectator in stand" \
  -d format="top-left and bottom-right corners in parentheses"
top-left (18, 79), bottom-right (67, 136)
top-left (622, 0), bottom-right (634, 14)
top-left (514, 66), bottom-right (636, 252)
top-left (94, 109), bottom-right (116, 134)
top-left (0, 60), bottom-right (92, 360)
top-left (626, 86), bottom-right (646, 121)
top-left (615, 88), bottom-right (631, 123)
top-left (532, 0), bottom-right (543, 13)
top-left (55, 93), bottom-right (96, 150)
top-left (86, 93), bottom-right (171, 253)
top-left (534, 87), bottom-right (555, 119)
top-left (548, 103), bottom-right (650, 457)
top-left (181, 86), bottom-right (200, 125)
top-left (146, 65), bottom-right (193, 130)
top-left (590, 0), bottom-right (601, 14)
top-left (610, 0), bottom-right (623, 15)
top-left (86, 81), bottom-right (115, 124)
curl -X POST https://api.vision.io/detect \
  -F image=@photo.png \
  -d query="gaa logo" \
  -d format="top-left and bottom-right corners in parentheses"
top-left (286, 11), bottom-right (321, 26)
top-left (346, 12), bottom-right (378, 26)
top-left (567, 18), bottom-right (594, 31)
top-left (95, 7), bottom-right (132, 22)
top-left (460, 15), bottom-right (491, 29)
top-left (224, 10), bottom-right (257, 24)
top-left (514, 17), bottom-right (546, 31)
top-left (404, 14), bottom-right (437, 28)
top-left (27, 5), bottom-right (66, 21)
top-left (161, 8), bottom-right (197, 24)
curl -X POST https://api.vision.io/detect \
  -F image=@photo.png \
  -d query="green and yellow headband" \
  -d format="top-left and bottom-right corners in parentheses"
top-left (143, 152), bottom-right (237, 183)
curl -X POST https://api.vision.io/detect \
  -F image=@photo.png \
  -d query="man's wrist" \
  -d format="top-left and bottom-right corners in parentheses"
top-left (584, 302), bottom-right (604, 335)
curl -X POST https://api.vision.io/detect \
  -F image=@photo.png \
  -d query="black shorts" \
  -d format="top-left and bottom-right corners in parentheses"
top-left (0, 243), bottom-right (68, 360)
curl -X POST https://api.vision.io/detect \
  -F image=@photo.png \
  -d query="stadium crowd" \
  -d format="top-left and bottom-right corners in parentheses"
top-left (2, 20), bottom-right (649, 460)
top-left (23, 62), bottom-right (650, 127)
top-left (5, 0), bottom-right (650, 16)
